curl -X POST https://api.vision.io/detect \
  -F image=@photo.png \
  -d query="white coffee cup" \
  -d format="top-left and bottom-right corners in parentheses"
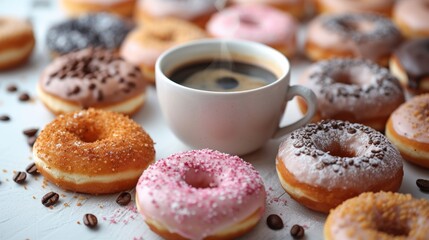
top-left (156, 39), bottom-right (316, 155)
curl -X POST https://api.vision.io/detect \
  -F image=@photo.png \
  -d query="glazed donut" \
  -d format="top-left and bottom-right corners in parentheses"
top-left (136, 149), bottom-right (266, 240)
top-left (298, 59), bottom-right (405, 131)
top-left (61, 0), bottom-right (136, 17)
top-left (315, 0), bottom-right (394, 16)
top-left (386, 94), bottom-right (429, 168)
top-left (393, 0), bottom-right (429, 39)
top-left (135, 0), bottom-right (217, 28)
top-left (276, 120), bottom-right (404, 213)
top-left (37, 48), bottom-right (147, 115)
top-left (120, 18), bottom-right (207, 83)
top-left (324, 192), bottom-right (429, 239)
top-left (230, 0), bottom-right (307, 19)
top-left (390, 38), bottom-right (429, 94)
top-left (33, 109), bottom-right (155, 194)
top-left (305, 13), bottom-right (402, 66)
top-left (46, 13), bottom-right (134, 57)
top-left (207, 4), bottom-right (297, 57)
top-left (0, 17), bottom-right (35, 70)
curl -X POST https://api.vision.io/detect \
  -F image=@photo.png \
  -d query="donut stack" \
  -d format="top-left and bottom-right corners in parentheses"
top-left (2, 0), bottom-right (429, 239)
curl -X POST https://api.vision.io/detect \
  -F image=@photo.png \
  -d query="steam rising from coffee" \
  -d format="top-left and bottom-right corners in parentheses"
top-left (168, 0), bottom-right (277, 92)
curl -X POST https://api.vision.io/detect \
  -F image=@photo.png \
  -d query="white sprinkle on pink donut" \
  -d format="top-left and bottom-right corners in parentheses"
top-left (136, 149), bottom-right (266, 240)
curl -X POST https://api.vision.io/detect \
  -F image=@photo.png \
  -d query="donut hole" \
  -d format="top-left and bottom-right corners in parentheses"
top-left (152, 32), bottom-right (173, 42)
top-left (330, 68), bottom-right (372, 86)
top-left (331, 71), bottom-right (354, 85)
top-left (317, 141), bottom-right (357, 158)
top-left (377, 223), bottom-right (410, 237)
top-left (71, 123), bottom-right (107, 143)
top-left (183, 168), bottom-right (217, 189)
top-left (239, 15), bottom-right (258, 26)
top-left (337, 19), bottom-right (375, 33)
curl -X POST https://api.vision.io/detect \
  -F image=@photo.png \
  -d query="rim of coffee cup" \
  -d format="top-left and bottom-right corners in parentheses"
top-left (155, 38), bottom-right (291, 95)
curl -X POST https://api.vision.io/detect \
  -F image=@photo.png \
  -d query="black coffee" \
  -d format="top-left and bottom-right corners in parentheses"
top-left (169, 59), bottom-right (277, 92)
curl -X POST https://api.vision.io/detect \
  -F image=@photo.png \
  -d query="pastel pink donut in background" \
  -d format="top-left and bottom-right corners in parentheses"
top-left (135, 0), bottom-right (218, 28)
top-left (135, 149), bottom-right (266, 240)
top-left (207, 4), bottom-right (298, 58)
top-left (393, 0), bottom-right (429, 39)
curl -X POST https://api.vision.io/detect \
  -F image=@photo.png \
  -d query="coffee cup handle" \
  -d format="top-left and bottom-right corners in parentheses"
top-left (273, 85), bottom-right (317, 138)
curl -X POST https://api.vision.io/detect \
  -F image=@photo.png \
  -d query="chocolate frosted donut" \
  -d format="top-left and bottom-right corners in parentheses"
top-left (37, 48), bottom-right (147, 115)
top-left (46, 13), bottom-right (134, 56)
top-left (390, 38), bottom-right (429, 93)
top-left (305, 13), bottom-right (402, 66)
top-left (298, 58), bottom-right (405, 131)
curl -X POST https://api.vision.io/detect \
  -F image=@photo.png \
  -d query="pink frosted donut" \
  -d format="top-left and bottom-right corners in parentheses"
top-left (393, 0), bottom-right (429, 39)
top-left (135, 149), bottom-right (266, 240)
top-left (206, 4), bottom-right (297, 57)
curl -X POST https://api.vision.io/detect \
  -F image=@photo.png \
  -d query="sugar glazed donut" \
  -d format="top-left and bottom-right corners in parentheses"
top-left (315, 0), bottom-right (394, 16)
top-left (298, 59), bottom-right (405, 131)
top-left (135, 0), bottom-right (217, 28)
top-left (230, 0), bottom-right (307, 19)
top-left (393, 0), bottom-right (429, 39)
top-left (61, 0), bottom-right (136, 17)
top-left (386, 94), bottom-right (429, 169)
top-left (46, 13), bottom-right (134, 57)
top-left (33, 109), bottom-right (155, 194)
top-left (120, 18), bottom-right (207, 83)
top-left (276, 120), bottom-right (404, 213)
top-left (136, 149), bottom-right (266, 240)
top-left (38, 48), bottom-right (147, 115)
top-left (305, 13), bottom-right (402, 66)
top-left (390, 38), bottom-right (429, 94)
top-left (207, 4), bottom-right (297, 57)
top-left (325, 192), bottom-right (429, 239)
top-left (0, 17), bottom-right (35, 70)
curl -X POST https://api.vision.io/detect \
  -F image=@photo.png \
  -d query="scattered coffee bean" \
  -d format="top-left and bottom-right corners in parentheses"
top-left (266, 214), bottom-right (284, 230)
top-left (26, 162), bottom-right (38, 175)
top-left (83, 213), bottom-right (98, 228)
top-left (416, 179), bottom-right (429, 192)
top-left (116, 192), bottom-right (131, 206)
top-left (0, 115), bottom-right (10, 121)
top-left (290, 224), bottom-right (305, 239)
top-left (23, 128), bottom-right (39, 137)
top-left (6, 84), bottom-right (18, 92)
top-left (13, 171), bottom-right (27, 184)
top-left (18, 92), bottom-right (30, 102)
top-left (41, 192), bottom-right (59, 207)
top-left (27, 136), bottom-right (37, 147)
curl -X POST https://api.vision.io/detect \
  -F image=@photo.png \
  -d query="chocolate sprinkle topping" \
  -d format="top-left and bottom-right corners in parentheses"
top-left (46, 13), bottom-right (134, 55)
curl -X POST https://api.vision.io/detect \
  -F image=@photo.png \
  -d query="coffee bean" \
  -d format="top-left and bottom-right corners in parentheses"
top-left (13, 171), bottom-right (27, 184)
top-left (116, 192), bottom-right (131, 206)
top-left (6, 84), bottom-right (18, 92)
top-left (83, 213), bottom-right (98, 228)
top-left (0, 115), bottom-right (10, 121)
top-left (416, 179), bottom-right (429, 192)
top-left (27, 136), bottom-right (37, 147)
top-left (18, 92), bottom-right (30, 102)
top-left (290, 224), bottom-right (305, 239)
top-left (266, 214), bottom-right (283, 230)
top-left (42, 192), bottom-right (59, 207)
top-left (26, 162), bottom-right (38, 175)
top-left (23, 128), bottom-right (38, 137)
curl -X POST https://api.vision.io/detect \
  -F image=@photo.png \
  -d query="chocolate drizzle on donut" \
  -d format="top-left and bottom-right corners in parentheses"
top-left (290, 120), bottom-right (391, 174)
top-left (323, 14), bottom-right (401, 44)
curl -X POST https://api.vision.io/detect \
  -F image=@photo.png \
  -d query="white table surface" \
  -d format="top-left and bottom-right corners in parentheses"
top-left (1, 1), bottom-right (428, 240)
